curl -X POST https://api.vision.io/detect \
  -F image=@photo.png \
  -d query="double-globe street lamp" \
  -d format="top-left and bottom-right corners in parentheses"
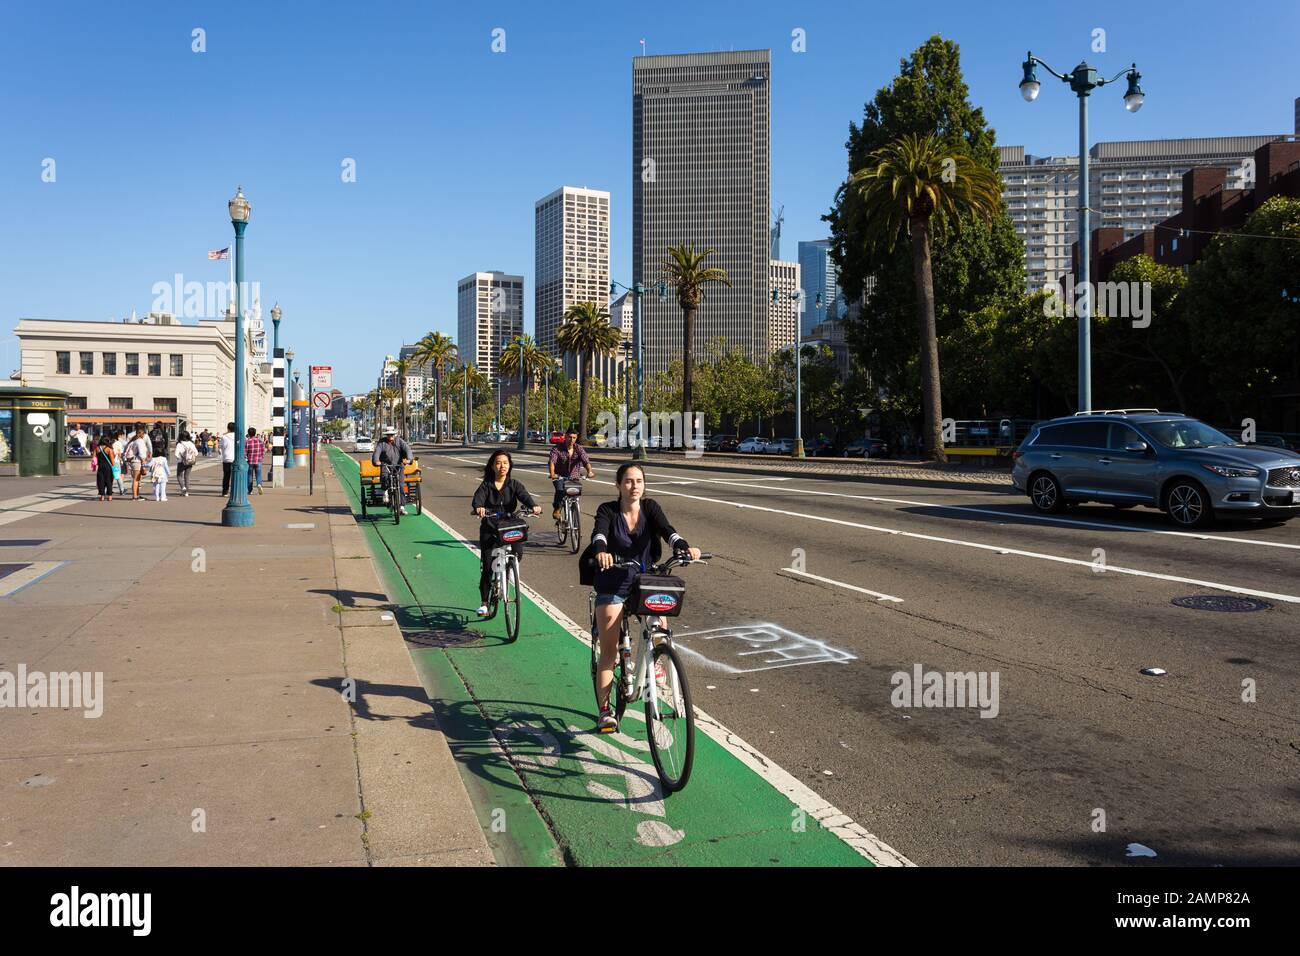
top-left (221, 186), bottom-right (254, 527)
top-left (609, 279), bottom-right (668, 460)
top-left (1019, 52), bottom-right (1144, 413)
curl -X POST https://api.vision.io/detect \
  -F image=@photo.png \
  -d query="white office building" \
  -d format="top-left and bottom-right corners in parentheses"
top-left (456, 271), bottom-right (524, 380)
top-left (1000, 133), bottom-right (1287, 290)
top-left (535, 186), bottom-right (611, 381)
top-left (769, 260), bottom-right (801, 354)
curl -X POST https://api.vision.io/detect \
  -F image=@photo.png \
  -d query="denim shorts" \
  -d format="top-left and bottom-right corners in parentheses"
top-left (593, 593), bottom-right (626, 608)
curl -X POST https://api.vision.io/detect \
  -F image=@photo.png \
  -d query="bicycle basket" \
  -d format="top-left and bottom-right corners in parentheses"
top-left (487, 515), bottom-right (528, 546)
top-left (562, 479), bottom-right (583, 497)
top-left (630, 574), bottom-right (686, 617)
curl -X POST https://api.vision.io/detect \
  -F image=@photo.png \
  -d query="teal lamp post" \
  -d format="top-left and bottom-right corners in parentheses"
top-left (221, 186), bottom-right (254, 527)
top-left (284, 349), bottom-right (296, 468)
top-left (609, 279), bottom-right (668, 461)
top-left (1019, 53), bottom-right (1144, 413)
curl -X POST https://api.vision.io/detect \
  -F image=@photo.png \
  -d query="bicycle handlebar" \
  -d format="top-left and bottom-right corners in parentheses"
top-left (585, 552), bottom-right (712, 572)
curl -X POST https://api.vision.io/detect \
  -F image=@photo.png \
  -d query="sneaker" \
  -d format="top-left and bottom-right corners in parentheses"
top-left (475, 605), bottom-right (489, 617)
top-left (597, 708), bottom-right (618, 734)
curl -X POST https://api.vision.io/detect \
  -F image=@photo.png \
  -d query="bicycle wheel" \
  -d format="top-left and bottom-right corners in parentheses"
top-left (567, 501), bottom-right (581, 554)
top-left (502, 558), bottom-right (521, 641)
top-left (646, 642), bottom-right (694, 792)
top-left (392, 489), bottom-right (401, 525)
top-left (589, 618), bottom-right (627, 721)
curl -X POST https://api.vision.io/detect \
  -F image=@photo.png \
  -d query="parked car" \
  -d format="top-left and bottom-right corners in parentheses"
top-left (549, 431), bottom-right (565, 445)
top-left (354, 436), bottom-right (375, 453)
top-left (705, 434), bottom-right (740, 452)
top-left (736, 436), bottom-right (769, 454)
top-left (1012, 411), bottom-right (1300, 528)
top-left (844, 437), bottom-right (889, 458)
top-left (806, 437), bottom-right (842, 457)
top-left (763, 437), bottom-right (796, 454)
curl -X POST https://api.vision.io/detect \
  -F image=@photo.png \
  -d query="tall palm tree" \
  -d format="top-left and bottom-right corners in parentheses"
top-left (499, 334), bottom-right (553, 450)
top-left (557, 302), bottom-right (621, 442)
top-left (379, 387), bottom-right (400, 435)
top-left (412, 331), bottom-right (457, 443)
top-left (851, 132), bottom-right (1003, 463)
top-left (662, 243), bottom-right (731, 424)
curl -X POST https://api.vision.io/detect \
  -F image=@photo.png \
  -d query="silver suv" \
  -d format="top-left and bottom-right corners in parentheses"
top-left (1011, 410), bottom-right (1300, 528)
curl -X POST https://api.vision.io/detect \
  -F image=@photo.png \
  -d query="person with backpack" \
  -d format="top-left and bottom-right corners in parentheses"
top-left (95, 436), bottom-right (116, 502)
top-left (149, 422), bottom-right (169, 459)
top-left (122, 425), bottom-right (152, 501)
top-left (110, 430), bottom-right (126, 496)
top-left (245, 427), bottom-right (266, 495)
top-left (174, 431), bottom-right (199, 497)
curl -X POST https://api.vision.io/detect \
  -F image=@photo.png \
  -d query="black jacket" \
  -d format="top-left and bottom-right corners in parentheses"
top-left (472, 477), bottom-right (537, 537)
top-left (579, 497), bottom-right (689, 586)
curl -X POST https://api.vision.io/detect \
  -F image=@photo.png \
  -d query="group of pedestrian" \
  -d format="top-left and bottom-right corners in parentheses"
top-left (216, 424), bottom-right (269, 496)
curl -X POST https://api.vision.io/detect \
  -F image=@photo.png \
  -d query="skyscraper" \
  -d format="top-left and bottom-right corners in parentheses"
top-left (534, 186), bottom-right (611, 381)
top-left (769, 259), bottom-right (801, 354)
top-left (797, 240), bottom-right (842, 336)
top-left (633, 50), bottom-right (771, 377)
top-left (456, 271), bottom-right (524, 380)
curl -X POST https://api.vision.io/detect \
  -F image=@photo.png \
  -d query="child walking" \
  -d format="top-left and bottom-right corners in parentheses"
top-left (149, 453), bottom-right (171, 501)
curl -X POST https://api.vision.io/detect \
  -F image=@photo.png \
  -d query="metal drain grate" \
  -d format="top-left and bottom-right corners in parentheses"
top-left (1172, 595), bottom-right (1273, 612)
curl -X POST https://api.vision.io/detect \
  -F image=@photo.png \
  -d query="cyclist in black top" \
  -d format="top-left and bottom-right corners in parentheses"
top-left (581, 461), bottom-right (701, 732)
top-left (471, 450), bottom-right (540, 616)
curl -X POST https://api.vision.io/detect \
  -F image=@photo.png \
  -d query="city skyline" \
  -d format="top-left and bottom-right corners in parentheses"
top-left (4, 1), bottom-right (1298, 393)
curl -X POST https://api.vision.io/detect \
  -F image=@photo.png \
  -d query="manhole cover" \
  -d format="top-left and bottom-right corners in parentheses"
top-left (1172, 595), bottom-right (1272, 612)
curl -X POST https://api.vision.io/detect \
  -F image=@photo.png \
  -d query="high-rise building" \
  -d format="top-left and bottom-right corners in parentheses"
top-left (535, 186), bottom-right (611, 381)
top-left (769, 260), bottom-right (801, 354)
top-left (456, 271), bottom-right (524, 380)
top-left (797, 240), bottom-right (841, 336)
top-left (1000, 133), bottom-right (1287, 290)
top-left (633, 50), bottom-right (771, 377)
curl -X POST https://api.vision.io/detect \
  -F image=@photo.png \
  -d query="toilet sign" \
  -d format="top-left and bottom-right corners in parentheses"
top-left (310, 365), bottom-right (332, 390)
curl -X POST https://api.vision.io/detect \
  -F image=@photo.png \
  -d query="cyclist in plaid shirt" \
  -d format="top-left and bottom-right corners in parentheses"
top-left (245, 426), bottom-right (266, 495)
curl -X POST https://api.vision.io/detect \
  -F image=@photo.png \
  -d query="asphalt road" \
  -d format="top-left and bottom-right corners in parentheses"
top-left (390, 444), bottom-right (1300, 866)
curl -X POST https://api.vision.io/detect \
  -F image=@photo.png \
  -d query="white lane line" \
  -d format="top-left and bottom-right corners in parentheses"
top-left (780, 567), bottom-right (904, 603)
top-left (411, 498), bottom-right (911, 866)
top-left (432, 454), bottom-right (1300, 603)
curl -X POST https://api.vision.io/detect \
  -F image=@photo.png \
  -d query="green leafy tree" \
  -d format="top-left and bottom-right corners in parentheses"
top-left (557, 302), bottom-right (621, 441)
top-left (663, 243), bottom-right (731, 422)
top-left (826, 35), bottom-right (1025, 444)
top-left (499, 334), bottom-right (553, 443)
top-left (412, 331), bottom-right (457, 442)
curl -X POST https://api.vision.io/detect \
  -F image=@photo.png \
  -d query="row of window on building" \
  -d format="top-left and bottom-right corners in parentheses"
top-left (56, 351), bottom-right (184, 377)
top-left (64, 396), bottom-right (178, 412)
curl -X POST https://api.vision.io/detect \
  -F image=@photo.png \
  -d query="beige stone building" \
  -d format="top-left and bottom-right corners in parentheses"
top-left (13, 312), bottom-right (272, 437)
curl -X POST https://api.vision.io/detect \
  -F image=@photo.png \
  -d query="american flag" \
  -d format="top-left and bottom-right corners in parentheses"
top-left (208, 247), bottom-right (230, 260)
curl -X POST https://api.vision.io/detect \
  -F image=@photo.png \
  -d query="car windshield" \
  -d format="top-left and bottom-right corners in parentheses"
top-left (1143, 420), bottom-right (1237, 449)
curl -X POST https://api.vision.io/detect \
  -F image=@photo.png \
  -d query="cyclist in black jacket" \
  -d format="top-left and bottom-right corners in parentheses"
top-left (580, 461), bottom-right (701, 732)
top-left (472, 450), bottom-right (540, 616)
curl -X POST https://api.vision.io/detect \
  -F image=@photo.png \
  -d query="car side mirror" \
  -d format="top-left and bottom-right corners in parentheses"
top-left (1125, 441), bottom-right (1149, 453)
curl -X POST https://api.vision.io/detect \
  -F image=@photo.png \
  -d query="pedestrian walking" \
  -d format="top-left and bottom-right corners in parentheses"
top-left (95, 437), bottom-right (116, 501)
top-left (124, 425), bottom-right (152, 500)
top-left (149, 452), bottom-right (170, 501)
top-left (245, 427), bottom-right (265, 494)
top-left (197, 429), bottom-right (210, 457)
top-left (111, 430), bottom-right (127, 496)
top-left (174, 431), bottom-right (199, 497)
top-left (220, 422), bottom-right (236, 496)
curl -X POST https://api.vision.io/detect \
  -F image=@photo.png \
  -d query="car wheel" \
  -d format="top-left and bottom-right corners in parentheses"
top-left (1029, 473), bottom-right (1067, 514)
top-left (1164, 480), bottom-right (1214, 528)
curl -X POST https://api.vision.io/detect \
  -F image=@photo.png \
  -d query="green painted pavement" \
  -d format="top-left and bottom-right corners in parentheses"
top-left (330, 447), bottom-right (872, 867)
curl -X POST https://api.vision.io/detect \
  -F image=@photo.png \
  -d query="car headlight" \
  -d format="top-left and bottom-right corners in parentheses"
top-left (1202, 464), bottom-right (1260, 478)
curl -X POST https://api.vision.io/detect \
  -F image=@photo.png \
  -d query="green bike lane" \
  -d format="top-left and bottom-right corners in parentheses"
top-left (329, 446), bottom-right (897, 866)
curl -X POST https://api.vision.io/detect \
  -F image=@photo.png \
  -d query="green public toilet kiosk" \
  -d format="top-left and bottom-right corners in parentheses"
top-left (0, 385), bottom-right (69, 477)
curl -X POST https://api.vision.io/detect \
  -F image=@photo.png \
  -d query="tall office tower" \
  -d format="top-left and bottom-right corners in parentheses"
top-left (456, 271), bottom-right (524, 379)
top-left (633, 50), bottom-right (771, 377)
top-left (535, 186), bottom-right (611, 382)
top-left (769, 260), bottom-right (801, 354)
top-left (797, 240), bottom-right (842, 336)
top-left (999, 134), bottom-right (1286, 291)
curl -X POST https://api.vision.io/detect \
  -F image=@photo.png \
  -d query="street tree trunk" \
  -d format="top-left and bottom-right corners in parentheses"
top-left (578, 350), bottom-right (592, 442)
top-left (910, 217), bottom-right (947, 464)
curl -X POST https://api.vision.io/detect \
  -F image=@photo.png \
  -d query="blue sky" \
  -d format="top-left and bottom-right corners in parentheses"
top-left (2, 0), bottom-right (1296, 394)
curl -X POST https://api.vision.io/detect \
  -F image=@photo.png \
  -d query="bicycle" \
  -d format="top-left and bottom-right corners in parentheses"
top-left (474, 510), bottom-right (530, 641)
top-left (554, 476), bottom-right (584, 554)
top-left (383, 465), bottom-right (405, 525)
top-left (587, 551), bottom-right (712, 793)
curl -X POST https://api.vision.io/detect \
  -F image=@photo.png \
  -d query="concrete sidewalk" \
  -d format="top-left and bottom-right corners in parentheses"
top-left (0, 457), bottom-right (492, 866)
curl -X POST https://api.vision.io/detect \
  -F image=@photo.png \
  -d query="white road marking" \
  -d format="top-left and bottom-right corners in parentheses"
top-left (779, 567), bottom-right (904, 603)
top-left (413, 499), bottom-right (911, 866)
top-left (672, 622), bottom-right (859, 672)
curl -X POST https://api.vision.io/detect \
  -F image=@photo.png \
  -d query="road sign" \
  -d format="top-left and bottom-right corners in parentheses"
top-left (310, 365), bottom-right (332, 390)
top-left (312, 390), bottom-right (331, 409)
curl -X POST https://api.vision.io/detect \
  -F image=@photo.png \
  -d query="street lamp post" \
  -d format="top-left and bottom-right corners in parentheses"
top-left (462, 364), bottom-right (471, 447)
top-left (515, 336), bottom-right (527, 451)
top-left (221, 186), bottom-right (254, 527)
top-left (270, 303), bottom-right (281, 483)
top-left (284, 348), bottom-right (296, 468)
top-left (1019, 52), bottom-right (1144, 413)
top-left (544, 366), bottom-right (550, 439)
top-left (610, 280), bottom-right (667, 460)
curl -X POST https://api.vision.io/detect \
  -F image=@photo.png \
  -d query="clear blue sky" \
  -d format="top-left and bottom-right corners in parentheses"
top-left (2, 0), bottom-right (1296, 395)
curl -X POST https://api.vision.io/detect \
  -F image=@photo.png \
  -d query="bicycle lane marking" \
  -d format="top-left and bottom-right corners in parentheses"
top-left (330, 447), bottom-right (905, 866)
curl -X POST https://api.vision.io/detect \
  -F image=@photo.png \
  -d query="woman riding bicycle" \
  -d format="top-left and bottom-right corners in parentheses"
top-left (582, 462), bottom-right (701, 733)
top-left (472, 450), bottom-right (541, 617)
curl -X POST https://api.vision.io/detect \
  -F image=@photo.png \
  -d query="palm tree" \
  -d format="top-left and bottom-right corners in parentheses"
top-left (557, 302), bottom-right (621, 442)
top-left (851, 132), bottom-right (1003, 463)
top-left (500, 334), bottom-right (553, 449)
top-left (379, 387), bottom-right (400, 435)
top-left (412, 331), bottom-right (457, 442)
top-left (448, 362), bottom-right (491, 437)
top-left (662, 242), bottom-right (731, 424)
